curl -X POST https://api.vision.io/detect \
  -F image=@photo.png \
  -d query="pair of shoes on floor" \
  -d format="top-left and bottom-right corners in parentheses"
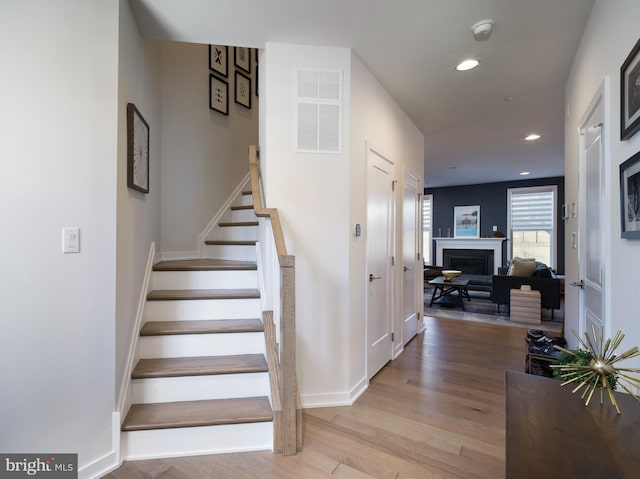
top-left (526, 330), bottom-right (566, 347)
top-left (529, 342), bottom-right (559, 357)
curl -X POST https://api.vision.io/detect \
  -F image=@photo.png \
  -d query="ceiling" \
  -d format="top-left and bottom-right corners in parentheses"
top-left (130, 0), bottom-right (595, 187)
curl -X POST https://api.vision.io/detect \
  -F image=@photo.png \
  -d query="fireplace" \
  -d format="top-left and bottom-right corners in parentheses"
top-left (443, 249), bottom-right (494, 275)
top-left (434, 238), bottom-right (505, 274)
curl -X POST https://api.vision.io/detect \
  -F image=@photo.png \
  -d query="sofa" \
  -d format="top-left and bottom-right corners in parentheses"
top-left (490, 261), bottom-right (561, 319)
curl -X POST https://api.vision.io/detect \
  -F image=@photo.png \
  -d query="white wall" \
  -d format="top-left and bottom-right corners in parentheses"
top-left (565, 0), bottom-right (640, 373)
top-left (349, 53), bottom-right (424, 389)
top-left (262, 43), bottom-right (352, 405)
top-left (159, 41), bottom-right (258, 257)
top-left (0, 0), bottom-right (118, 475)
top-left (116, 0), bottom-right (162, 414)
top-left (260, 43), bottom-right (424, 406)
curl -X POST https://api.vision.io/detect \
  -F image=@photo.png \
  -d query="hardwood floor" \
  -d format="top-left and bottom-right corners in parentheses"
top-left (103, 316), bottom-right (527, 479)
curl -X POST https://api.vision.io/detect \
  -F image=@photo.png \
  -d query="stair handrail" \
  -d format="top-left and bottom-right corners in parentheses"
top-left (248, 145), bottom-right (300, 455)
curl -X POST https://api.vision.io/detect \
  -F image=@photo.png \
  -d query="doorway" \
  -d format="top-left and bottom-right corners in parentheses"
top-left (402, 171), bottom-right (421, 345)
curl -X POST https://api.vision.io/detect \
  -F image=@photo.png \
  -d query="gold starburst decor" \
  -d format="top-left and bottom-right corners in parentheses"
top-left (550, 326), bottom-right (640, 414)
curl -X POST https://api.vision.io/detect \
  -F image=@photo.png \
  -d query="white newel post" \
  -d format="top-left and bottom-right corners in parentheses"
top-left (434, 238), bottom-right (506, 275)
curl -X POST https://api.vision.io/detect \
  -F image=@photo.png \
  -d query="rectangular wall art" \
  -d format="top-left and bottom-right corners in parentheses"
top-left (454, 205), bottom-right (480, 238)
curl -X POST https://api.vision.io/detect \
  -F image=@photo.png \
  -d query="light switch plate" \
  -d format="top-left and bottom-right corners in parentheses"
top-left (63, 227), bottom-right (80, 253)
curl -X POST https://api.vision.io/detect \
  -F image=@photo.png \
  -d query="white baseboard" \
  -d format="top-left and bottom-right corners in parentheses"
top-left (301, 377), bottom-right (368, 408)
top-left (78, 413), bottom-right (121, 479)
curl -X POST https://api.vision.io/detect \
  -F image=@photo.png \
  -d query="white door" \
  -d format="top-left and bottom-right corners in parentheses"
top-left (366, 144), bottom-right (394, 379)
top-left (577, 87), bottom-right (607, 338)
top-left (402, 172), bottom-right (421, 345)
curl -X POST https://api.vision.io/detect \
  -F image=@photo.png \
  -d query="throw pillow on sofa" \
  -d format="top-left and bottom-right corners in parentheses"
top-left (507, 257), bottom-right (536, 276)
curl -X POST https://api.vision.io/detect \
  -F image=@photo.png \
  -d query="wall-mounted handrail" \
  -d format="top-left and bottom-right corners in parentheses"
top-left (249, 145), bottom-right (300, 455)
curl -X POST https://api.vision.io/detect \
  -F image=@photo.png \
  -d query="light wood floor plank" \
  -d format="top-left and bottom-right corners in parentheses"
top-left (104, 316), bottom-right (528, 479)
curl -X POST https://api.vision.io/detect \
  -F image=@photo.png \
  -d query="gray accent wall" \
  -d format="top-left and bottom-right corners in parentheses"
top-left (425, 176), bottom-right (565, 274)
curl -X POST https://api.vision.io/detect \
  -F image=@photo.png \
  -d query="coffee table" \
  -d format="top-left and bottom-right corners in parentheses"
top-left (428, 276), bottom-right (470, 310)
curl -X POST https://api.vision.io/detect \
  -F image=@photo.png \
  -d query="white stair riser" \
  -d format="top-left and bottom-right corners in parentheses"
top-left (152, 270), bottom-right (257, 290)
top-left (228, 208), bottom-right (256, 222)
top-left (202, 244), bottom-right (256, 262)
top-left (121, 421), bottom-right (272, 460)
top-left (139, 332), bottom-right (266, 358)
top-left (131, 373), bottom-right (270, 404)
top-left (215, 226), bottom-right (258, 242)
top-left (146, 298), bottom-right (261, 321)
top-left (238, 194), bottom-right (253, 207)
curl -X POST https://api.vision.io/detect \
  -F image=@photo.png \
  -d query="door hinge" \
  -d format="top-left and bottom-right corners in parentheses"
top-left (391, 332), bottom-right (395, 342)
top-left (417, 312), bottom-right (421, 320)
top-left (417, 252), bottom-right (421, 261)
top-left (391, 256), bottom-right (395, 266)
top-left (392, 180), bottom-right (397, 191)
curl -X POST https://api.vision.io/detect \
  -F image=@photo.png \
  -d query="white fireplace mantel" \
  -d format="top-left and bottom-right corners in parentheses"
top-left (434, 237), bottom-right (505, 274)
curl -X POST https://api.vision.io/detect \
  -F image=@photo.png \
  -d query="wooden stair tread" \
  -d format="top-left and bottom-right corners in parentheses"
top-left (230, 205), bottom-right (254, 211)
top-left (153, 259), bottom-right (256, 271)
top-left (147, 289), bottom-right (260, 301)
top-left (122, 396), bottom-right (272, 431)
top-left (218, 221), bottom-right (259, 227)
top-left (141, 319), bottom-right (263, 336)
top-left (204, 240), bottom-right (257, 246)
top-left (242, 190), bottom-right (252, 196)
top-left (132, 354), bottom-right (268, 379)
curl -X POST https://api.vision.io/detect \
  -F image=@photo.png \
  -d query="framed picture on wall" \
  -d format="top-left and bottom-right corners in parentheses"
top-left (454, 205), bottom-right (480, 238)
top-left (209, 74), bottom-right (229, 115)
top-left (234, 71), bottom-right (251, 109)
top-left (621, 37), bottom-right (640, 140)
top-left (209, 44), bottom-right (228, 78)
top-left (620, 150), bottom-right (640, 238)
top-left (126, 103), bottom-right (149, 193)
top-left (234, 46), bottom-right (251, 73)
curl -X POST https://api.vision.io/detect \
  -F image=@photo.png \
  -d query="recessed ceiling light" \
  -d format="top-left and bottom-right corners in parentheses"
top-left (525, 134), bottom-right (541, 141)
top-left (456, 59), bottom-right (479, 71)
top-left (520, 171), bottom-right (531, 176)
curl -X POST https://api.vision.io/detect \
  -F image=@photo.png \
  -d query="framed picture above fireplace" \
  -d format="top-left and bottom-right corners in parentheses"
top-left (454, 205), bottom-right (480, 238)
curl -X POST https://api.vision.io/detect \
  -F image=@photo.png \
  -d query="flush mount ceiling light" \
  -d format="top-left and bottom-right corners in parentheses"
top-left (471, 19), bottom-right (495, 41)
top-left (520, 171), bottom-right (531, 176)
top-left (456, 59), bottom-right (479, 71)
top-left (525, 134), bottom-right (541, 141)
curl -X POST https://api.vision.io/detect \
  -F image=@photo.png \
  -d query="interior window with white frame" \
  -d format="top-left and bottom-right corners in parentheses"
top-left (294, 69), bottom-right (342, 153)
top-left (507, 185), bottom-right (557, 269)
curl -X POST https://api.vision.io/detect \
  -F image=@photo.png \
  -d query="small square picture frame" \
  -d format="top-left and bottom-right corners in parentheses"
top-left (234, 71), bottom-right (251, 109)
top-left (234, 46), bottom-right (251, 73)
top-left (209, 44), bottom-right (228, 78)
top-left (209, 74), bottom-right (229, 115)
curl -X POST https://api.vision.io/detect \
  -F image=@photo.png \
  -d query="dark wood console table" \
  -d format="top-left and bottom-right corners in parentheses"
top-left (506, 370), bottom-right (640, 478)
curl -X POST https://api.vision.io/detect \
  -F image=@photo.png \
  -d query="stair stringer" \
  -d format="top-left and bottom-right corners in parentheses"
top-left (116, 241), bottom-right (156, 431)
top-left (198, 173), bottom-right (251, 258)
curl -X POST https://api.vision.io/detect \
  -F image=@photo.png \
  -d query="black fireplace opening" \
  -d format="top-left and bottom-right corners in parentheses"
top-left (443, 249), bottom-right (494, 275)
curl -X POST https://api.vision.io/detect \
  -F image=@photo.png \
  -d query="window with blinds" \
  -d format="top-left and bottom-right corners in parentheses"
top-left (423, 194), bottom-right (433, 264)
top-left (507, 186), bottom-right (557, 268)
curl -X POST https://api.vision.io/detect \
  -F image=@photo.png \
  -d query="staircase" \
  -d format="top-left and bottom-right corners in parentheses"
top-left (121, 186), bottom-right (274, 459)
